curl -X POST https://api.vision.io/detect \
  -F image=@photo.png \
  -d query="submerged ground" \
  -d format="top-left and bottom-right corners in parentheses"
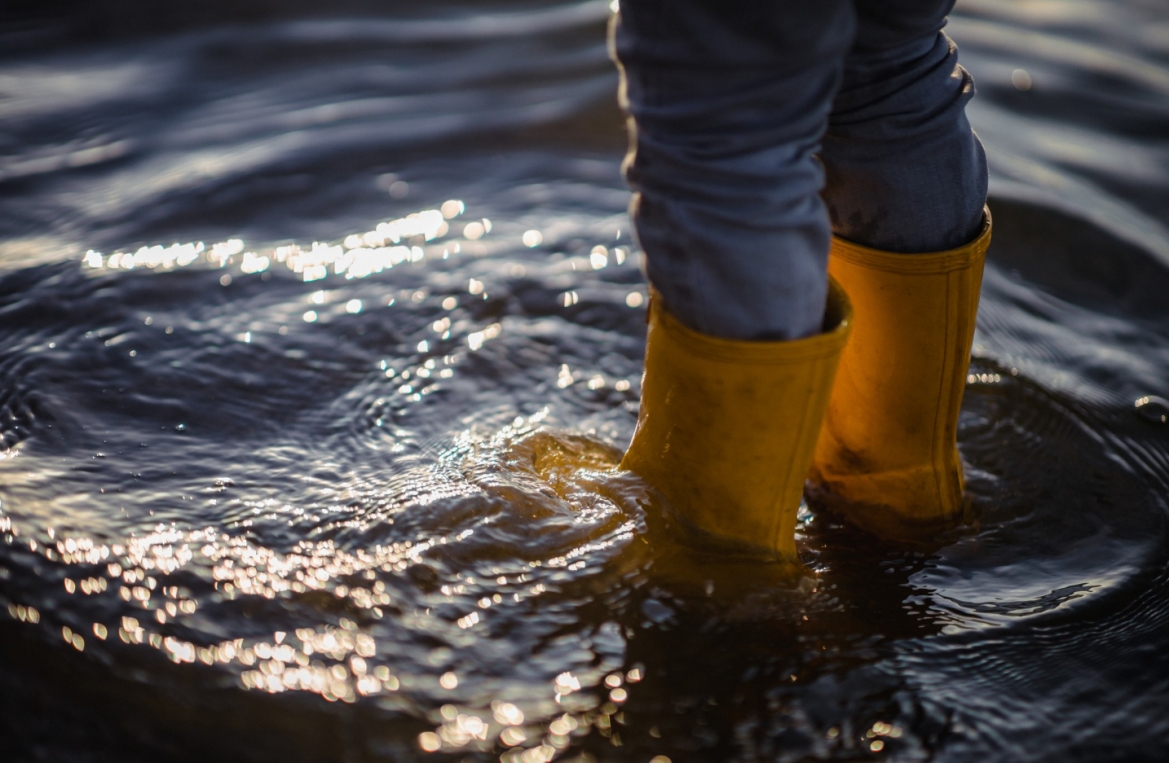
top-left (1, 0), bottom-right (1169, 760)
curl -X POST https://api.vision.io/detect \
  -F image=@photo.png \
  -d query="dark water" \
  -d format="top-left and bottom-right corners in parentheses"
top-left (2, 1), bottom-right (1169, 760)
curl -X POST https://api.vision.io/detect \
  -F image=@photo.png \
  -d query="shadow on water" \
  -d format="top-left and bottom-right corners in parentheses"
top-left (2, 1), bottom-right (1169, 761)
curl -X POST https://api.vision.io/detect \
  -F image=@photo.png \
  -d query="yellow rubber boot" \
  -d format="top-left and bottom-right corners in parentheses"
top-left (810, 212), bottom-right (992, 532)
top-left (620, 280), bottom-right (853, 560)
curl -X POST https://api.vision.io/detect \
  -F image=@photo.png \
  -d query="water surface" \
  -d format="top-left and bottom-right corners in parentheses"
top-left (2, 1), bottom-right (1169, 761)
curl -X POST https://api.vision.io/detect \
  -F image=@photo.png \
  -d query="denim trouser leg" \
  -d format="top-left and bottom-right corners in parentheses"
top-left (612, 2), bottom-right (856, 340)
top-left (822, 0), bottom-right (989, 252)
top-left (612, 0), bottom-right (988, 340)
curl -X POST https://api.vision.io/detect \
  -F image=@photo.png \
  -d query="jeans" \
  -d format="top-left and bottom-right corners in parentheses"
top-left (611, 0), bottom-right (988, 340)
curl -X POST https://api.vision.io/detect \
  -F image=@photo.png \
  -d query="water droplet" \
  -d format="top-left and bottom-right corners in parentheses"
top-left (1135, 395), bottom-right (1169, 424)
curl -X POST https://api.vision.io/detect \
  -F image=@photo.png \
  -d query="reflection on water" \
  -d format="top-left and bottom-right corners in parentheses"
top-left (2, 0), bottom-right (1169, 761)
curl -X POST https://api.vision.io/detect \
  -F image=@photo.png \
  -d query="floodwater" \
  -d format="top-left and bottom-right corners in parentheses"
top-left (1, 0), bottom-right (1168, 760)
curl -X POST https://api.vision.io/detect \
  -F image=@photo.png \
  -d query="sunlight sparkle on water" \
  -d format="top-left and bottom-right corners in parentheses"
top-left (83, 205), bottom-right (464, 283)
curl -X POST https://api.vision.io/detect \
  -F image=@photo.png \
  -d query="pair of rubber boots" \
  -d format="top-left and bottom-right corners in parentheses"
top-left (621, 213), bottom-right (993, 560)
